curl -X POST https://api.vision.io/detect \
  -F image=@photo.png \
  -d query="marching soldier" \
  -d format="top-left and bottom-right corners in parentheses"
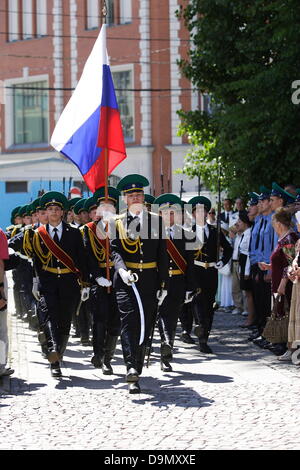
top-left (110, 174), bottom-right (169, 394)
top-left (18, 191), bottom-right (88, 377)
top-left (189, 196), bottom-right (232, 354)
top-left (73, 199), bottom-right (89, 227)
top-left (82, 187), bottom-right (121, 374)
top-left (67, 197), bottom-right (83, 227)
top-left (154, 194), bottom-right (197, 372)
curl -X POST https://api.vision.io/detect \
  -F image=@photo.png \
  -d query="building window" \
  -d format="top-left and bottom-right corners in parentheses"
top-left (112, 69), bottom-right (134, 143)
top-left (8, 0), bottom-right (19, 42)
top-left (6, 181), bottom-right (28, 193)
top-left (22, 0), bottom-right (33, 39)
top-left (106, 0), bottom-right (115, 25)
top-left (36, 0), bottom-right (47, 36)
top-left (12, 81), bottom-right (49, 145)
top-left (86, 0), bottom-right (99, 30)
top-left (120, 0), bottom-right (132, 24)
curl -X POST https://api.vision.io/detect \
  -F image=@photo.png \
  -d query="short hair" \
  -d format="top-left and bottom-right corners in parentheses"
top-left (272, 207), bottom-right (292, 228)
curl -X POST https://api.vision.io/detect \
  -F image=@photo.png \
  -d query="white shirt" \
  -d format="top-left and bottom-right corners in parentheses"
top-left (196, 223), bottom-right (209, 244)
top-left (49, 222), bottom-right (63, 241)
top-left (239, 227), bottom-right (252, 276)
top-left (232, 233), bottom-right (243, 261)
top-left (128, 210), bottom-right (143, 229)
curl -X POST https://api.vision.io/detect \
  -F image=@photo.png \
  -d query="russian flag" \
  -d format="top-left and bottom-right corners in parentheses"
top-left (50, 25), bottom-right (127, 193)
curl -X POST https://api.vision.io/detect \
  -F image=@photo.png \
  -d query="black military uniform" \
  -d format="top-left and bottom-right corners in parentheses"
top-left (110, 175), bottom-right (169, 394)
top-left (189, 196), bottom-right (233, 354)
top-left (82, 188), bottom-right (121, 374)
top-left (26, 192), bottom-right (88, 377)
top-left (154, 194), bottom-right (197, 372)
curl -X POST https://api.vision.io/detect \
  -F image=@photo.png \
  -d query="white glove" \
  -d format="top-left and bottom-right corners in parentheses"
top-left (215, 261), bottom-right (224, 270)
top-left (119, 268), bottom-right (137, 286)
top-left (32, 277), bottom-right (41, 301)
top-left (81, 287), bottom-right (90, 302)
top-left (96, 277), bottom-right (112, 288)
top-left (157, 289), bottom-right (168, 306)
top-left (184, 291), bottom-right (194, 304)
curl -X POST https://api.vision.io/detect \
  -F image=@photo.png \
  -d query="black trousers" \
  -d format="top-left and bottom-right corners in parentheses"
top-left (158, 275), bottom-right (185, 355)
top-left (251, 264), bottom-right (271, 332)
top-left (193, 266), bottom-right (218, 342)
top-left (78, 299), bottom-right (91, 340)
top-left (89, 285), bottom-right (120, 357)
top-left (179, 302), bottom-right (194, 335)
top-left (115, 275), bottom-right (158, 373)
top-left (39, 273), bottom-right (80, 350)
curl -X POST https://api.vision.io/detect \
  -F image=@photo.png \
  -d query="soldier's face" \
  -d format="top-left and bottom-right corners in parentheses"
top-left (38, 210), bottom-right (48, 225)
top-left (89, 208), bottom-right (98, 221)
top-left (79, 210), bottom-right (89, 224)
top-left (270, 196), bottom-right (283, 211)
top-left (47, 205), bottom-right (64, 223)
top-left (124, 192), bottom-right (145, 214)
top-left (23, 216), bottom-right (32, 225)
top-left (66, 210), bottom-right (73, 223)
top-left (260, 198), bottom-right (271, 214)
top-left (160, 209), bottom-right (175, 227)
top-left (32, 212), bottom-right (39, 224)
top-left (14, 216), bottom-right (23, 225)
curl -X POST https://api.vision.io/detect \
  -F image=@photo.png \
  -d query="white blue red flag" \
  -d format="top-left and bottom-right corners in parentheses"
top-left (50, 25), bottom-right (127, 192)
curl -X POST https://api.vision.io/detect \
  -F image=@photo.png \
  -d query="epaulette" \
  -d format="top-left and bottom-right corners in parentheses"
top-left (6, 225), bottom-right (14, 232)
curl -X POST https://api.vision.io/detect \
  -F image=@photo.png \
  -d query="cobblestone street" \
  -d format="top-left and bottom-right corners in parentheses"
top-left (1, 275), bottom-right (300, 451)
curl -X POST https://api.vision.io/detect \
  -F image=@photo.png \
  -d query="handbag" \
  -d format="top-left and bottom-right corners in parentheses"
top-left (262, 294), bottom-right (289, 344)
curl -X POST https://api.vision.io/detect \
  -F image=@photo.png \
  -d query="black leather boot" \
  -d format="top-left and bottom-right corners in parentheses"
top-left (43, 321), bottom-right (60, 363)
top-left (59, 335), bottom-right (69, 360)
top-left (50, 361), bottom-right (62, 378)
top-left (102, 335), bottom-right (118, 375)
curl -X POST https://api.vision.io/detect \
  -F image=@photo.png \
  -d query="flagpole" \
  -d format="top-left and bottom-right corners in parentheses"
top-left (102, 1), bottom-right (111, 291)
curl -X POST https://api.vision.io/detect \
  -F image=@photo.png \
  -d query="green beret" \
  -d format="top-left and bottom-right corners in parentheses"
top-left (117, 174), bottom-right (149, 194)
top-left (154, 193), bottom-right (183, 210)
top-left (144, 194), bottom-right (155, 206)
top-left (93, 186), bottom-right (120, 206)
top-left (11, 206), bottom-right (22, 219)
top-left (188, 196), bottom-right (211, 212)
top-left (271, 182), bottom-right (296, 204)
top-left (19, 205), bottom-right (30, 217)
top-left (67, 197), bottom-right (82, 211)
top-left (84, 197), bottom-right (98, 213)
top-left (40, 191), bottom-right (68, 210)
top-left (259, 186), bottom-right (271, 200)
top-left (73, 198), bottom-right (87, 215)
top-left (31, 198), bottom-right (42, 213)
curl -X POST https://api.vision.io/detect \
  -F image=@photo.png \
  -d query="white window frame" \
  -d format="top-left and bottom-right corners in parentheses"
top-left (4, 74), bottom-right (49, 149)
top-left (111, 63), bottom-right (135, 143)
top-left (36, 0), bottom-right (47, 36)
top-left (120, 0), bottom-right (132, 24)
top-left (8, 0), bottom-right (19, 42)
top-left (22, 0), bottom-right (33, 39)
top-left (86, 0), bottom-right (99, 30)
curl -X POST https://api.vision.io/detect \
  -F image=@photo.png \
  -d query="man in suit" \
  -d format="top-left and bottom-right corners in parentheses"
top-left (219, 198), bottom-right (236, 225)
top-left (82, 187), bottom-right (121, 375)
top-left (154, 193), bottom-right (197, 372)
top-left (110, 175), bottom-right (169, 394)
top-left (27, 191), bottom-right (88, 377)
top-left (189, 196), bottom-right (233, 354)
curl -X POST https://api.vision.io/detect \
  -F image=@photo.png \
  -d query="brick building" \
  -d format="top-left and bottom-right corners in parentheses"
top-left (0, 0), bottom-right (206, 228)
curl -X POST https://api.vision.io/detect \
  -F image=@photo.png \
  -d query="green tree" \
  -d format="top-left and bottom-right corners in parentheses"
top-left (177, 0), bottom-right (300, 196)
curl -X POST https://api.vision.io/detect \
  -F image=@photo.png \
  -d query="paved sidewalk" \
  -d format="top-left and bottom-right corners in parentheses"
top-left (1, 275), bottom-right (300, 450)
